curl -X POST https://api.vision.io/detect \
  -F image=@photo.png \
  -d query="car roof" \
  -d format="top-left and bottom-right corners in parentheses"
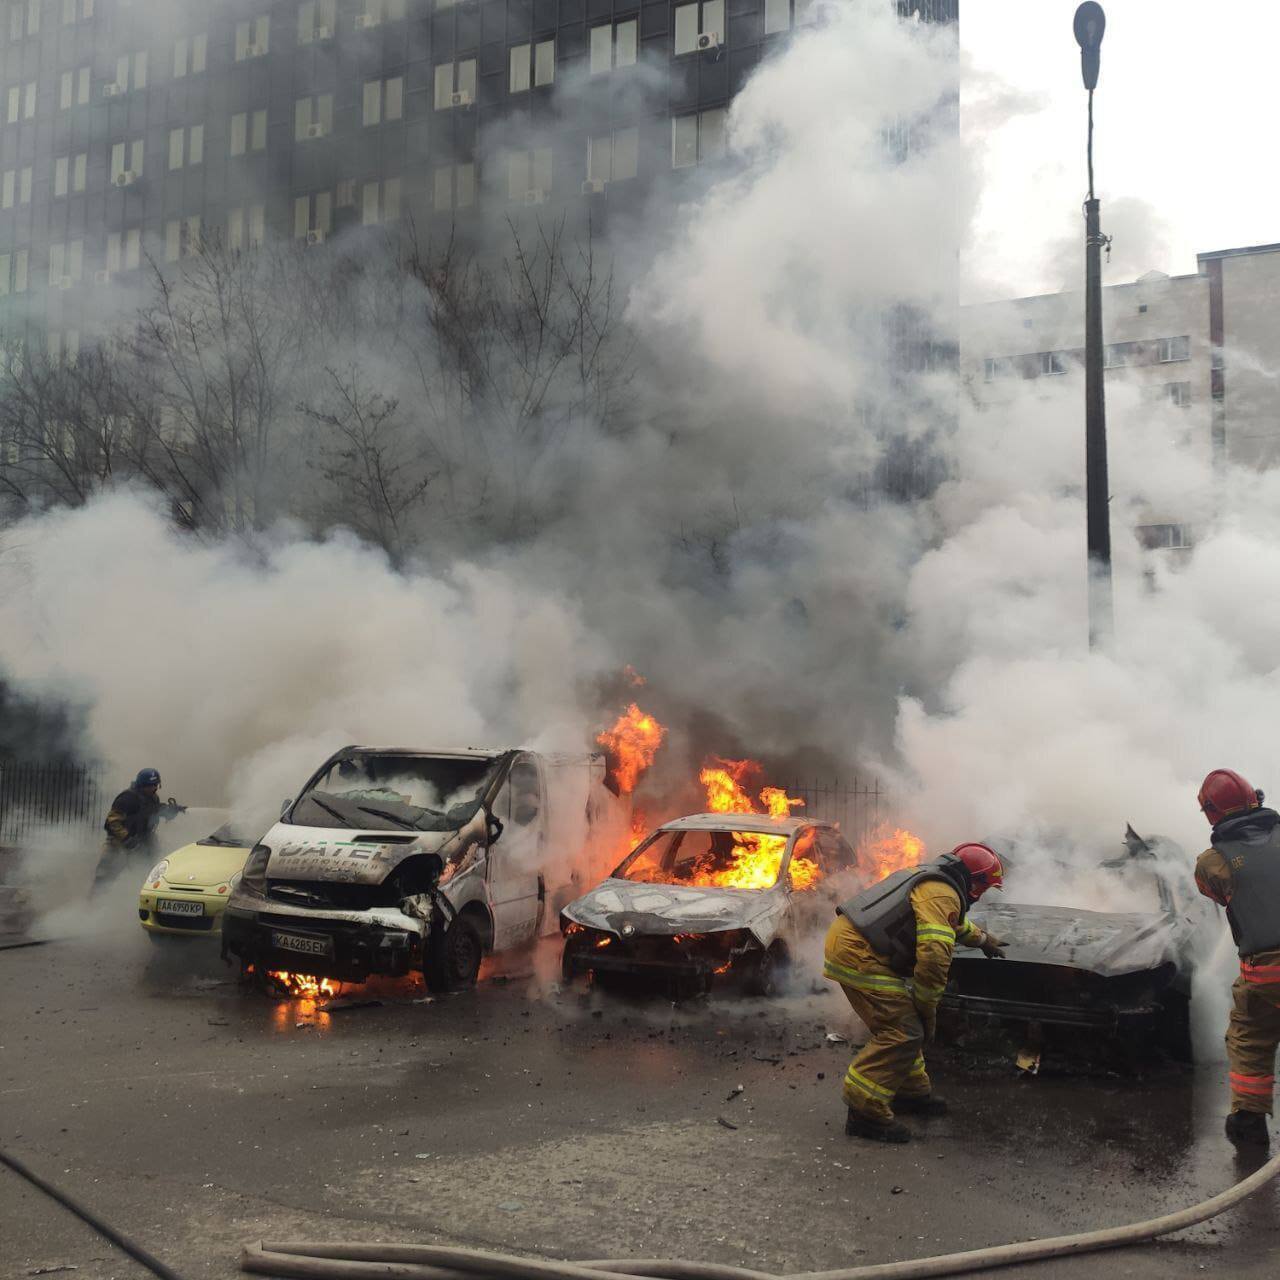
top-left (658, 812), bottom-right (835, 834)
top-left (339, 745), bottom-right (506, 759)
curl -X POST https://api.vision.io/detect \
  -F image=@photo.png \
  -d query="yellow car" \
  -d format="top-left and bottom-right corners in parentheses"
top-left (138, 822), bottom-right (255, 938)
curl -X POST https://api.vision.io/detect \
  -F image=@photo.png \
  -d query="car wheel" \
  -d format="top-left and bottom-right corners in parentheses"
top-left (424, 914), bottom-right (484, 993)
top-left (742, 945), bottom-right (787, 997)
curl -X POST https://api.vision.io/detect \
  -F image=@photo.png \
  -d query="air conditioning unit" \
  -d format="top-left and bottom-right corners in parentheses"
top-left (305, 228), bottom-right (325, 245)
top-left (354, 13), bottom-right (377, 28)
top-left (93, 269), bottom-right (111, 284)
top-left (306, 123), bottom-right (326, 138)
top-left (523, 189), bottom-right (547, 206)
top-left (114, 170), bottom-right (136, 187)
top-left (581, 178), bottom-right (606, 195)
top-left (450, 90), bottom-right (473, 107)
top-left (315, 23), bottom-right (332, 39)
top-left (103, 83), bottom-right (122, 97)
top-left (696, 31), bottom-right (721, 50)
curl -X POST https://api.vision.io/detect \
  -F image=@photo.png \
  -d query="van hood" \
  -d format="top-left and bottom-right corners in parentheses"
top-left (563, 879), bottom-right (788, 946)
top-left (263, 819), bottom-right (476, 885)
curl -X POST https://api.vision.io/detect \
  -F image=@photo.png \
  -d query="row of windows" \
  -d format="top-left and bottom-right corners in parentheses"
top-left (983, 336), bottom-right (1193, 382)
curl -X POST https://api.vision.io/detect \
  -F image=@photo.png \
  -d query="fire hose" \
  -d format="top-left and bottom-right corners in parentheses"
top-left (4, 1140), bottom-right (1280, 1280)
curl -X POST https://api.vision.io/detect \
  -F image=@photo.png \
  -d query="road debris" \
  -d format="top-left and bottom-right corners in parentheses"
top-left (825, 1032), bottom-right (848, 1044)
top-left (726, 1084), bottom-right (744, 1101)
top-left (323, 999), bottom-right (384, 1014)
top-left (717, 1116), bottom-right (739, 1130)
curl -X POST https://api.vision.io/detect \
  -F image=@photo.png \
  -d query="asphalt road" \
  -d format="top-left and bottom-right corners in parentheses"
top-left (3, 924), bottom-right (1279, 1280)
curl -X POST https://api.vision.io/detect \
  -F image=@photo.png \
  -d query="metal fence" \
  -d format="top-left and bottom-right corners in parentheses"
top-left (781, 777), bottom-right (889, 843)
top-left (0, 760), bottom-right (105, 845)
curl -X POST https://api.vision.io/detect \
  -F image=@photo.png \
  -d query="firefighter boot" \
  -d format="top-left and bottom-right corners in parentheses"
top-left (893, 1093), bottom-right (948, 1116)
top-left (1225, 1111), bottom-right (1270, 1147)
top-left (846, 1108), bottom-right (911, 1143)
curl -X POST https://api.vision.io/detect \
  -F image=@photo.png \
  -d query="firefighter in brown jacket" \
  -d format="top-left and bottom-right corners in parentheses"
top-left (823, 844), bottom-right (1007, 1143)
top-left (1194, 768), bottom-right (1280, 1147)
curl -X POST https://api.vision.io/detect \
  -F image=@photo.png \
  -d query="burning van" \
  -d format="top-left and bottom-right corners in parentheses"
top-left (560, 813), bottom-right (863, 996)
top-left (222, 746), bottom-right (627, 991)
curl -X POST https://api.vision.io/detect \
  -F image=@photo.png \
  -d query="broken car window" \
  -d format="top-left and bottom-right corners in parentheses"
top-left (615, 828), bottom-right (788, 890)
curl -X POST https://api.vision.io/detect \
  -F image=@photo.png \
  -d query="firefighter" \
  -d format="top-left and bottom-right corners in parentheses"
top-left (823, 843), bottom-right (1007, 1143)
top-left (94, 768), bottom-right (184, 888)
top-left (1194, 768), bottom-right (1280, 1147)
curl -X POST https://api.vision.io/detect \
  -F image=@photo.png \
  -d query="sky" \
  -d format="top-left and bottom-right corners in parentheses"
top-left (960, 0), bottom-right (1280, 303)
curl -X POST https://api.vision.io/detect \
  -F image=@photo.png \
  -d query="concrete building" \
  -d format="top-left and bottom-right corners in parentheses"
top-left (962, 240), bottom-right (1280, 546)
top-left (0, 0), bottom-right (958, 360)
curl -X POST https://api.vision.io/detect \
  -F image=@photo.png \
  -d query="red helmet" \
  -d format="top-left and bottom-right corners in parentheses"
top-left (1198, 769), bottom-right (1262, 826)
top-left (951, 843), bottom-right (1004, 901)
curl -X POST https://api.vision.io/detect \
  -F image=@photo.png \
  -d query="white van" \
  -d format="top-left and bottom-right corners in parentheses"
top-left (221, 745), bottom-right (628, 990)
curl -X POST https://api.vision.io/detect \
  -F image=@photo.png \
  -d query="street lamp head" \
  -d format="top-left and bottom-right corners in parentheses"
top-left (1073, 2), bottom-right (1106, 92)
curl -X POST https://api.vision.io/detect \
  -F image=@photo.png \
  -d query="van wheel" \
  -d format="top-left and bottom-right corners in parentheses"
top-left (742, 945), bottom-right (787, 997)
top-left (424, 915), bottom-right (484, 992)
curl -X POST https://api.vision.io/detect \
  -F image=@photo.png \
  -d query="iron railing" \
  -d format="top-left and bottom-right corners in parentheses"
top-left (781, 777), bottom-right (888, 843)
top-left (0, 760), bottom-right (105, 844)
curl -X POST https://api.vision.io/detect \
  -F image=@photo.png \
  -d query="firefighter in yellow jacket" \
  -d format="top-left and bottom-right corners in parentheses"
top-left (1194, 767), bottom-right (1280, 1148)
top-left (824, 843), bottom-right (1007, 1143)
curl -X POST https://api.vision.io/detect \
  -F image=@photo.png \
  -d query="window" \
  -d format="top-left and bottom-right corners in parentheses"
top-left (1157, 335), bottom-right (1190, 363)
top-left (765, 0), bottom-right (813, 32)
top-left (1038, 350), bottom-right (1067, 376)
top-left (53, 153), bottom-right (85, 196)
top-left (432, 162), bottom-right (475, 212)
top-left (60, 0), bottom-right (92, 24)
top-left (297, 0), bottom-right (336, 43)
top-left (435, 59), bottom-right (477, 109)
top-left (983, 356), bottom-right (1012, 382)
top-left (12, 249), bottom-right (28, 292)
top-left (1138, 523), bottom-right (1192, 551)
top-left (1104, 342), bottom-right (1130, 369)
top-left (231, 109), bottom-right (268, 155)
top-left (9, 81), bottom-right (36, 121)
top-left (671, 108), bottom-right (726, 168)
top-left (362, 77), bottom-right (402, 125)
top-left (168, 125), bottom-right (203, 169)
top-left (510, 40), bottom-right (555, 92)
top-left (1165, 381), bottom-right (1192, 408)
top-left (48, 330), bottom-right (81, 365)
top-left (353, 0), bottom-right (405, 27)
top-left (174, 33), bottom-right (208, 76)
top-left (294, 94), bottom-right (333, 140)
top-left (506, 148), bottom-right (552, 201)
top-left (61, 66), bottom-right (90, 107)
top-left (674, 0), bottom-right (723, 54)
top-left (106, 229), bottom-right (142, 272)
top-left (235, 15), bottom-right (270, 60)
top-left (5, 166), bottom-right (33, 204)
top-left (48, 240), bottom-right (84, 286)
top-left (12, 0), bottom-right (38, 36)
top-left (360, 177), bottom-right (401, 225)
top-left (109, 51), bottom-right (147, 94)
top-left (110, 139), bottom-right (145, 184)
top-left (227, 206), bottom-right (264, 252)
top-left (164, 216), bottom-right (202, 262)
top-left (586, 126), bottom-right (638, 184)
top-left (589, 19), bottom-right (636, 74)
top-left (294, 191), bottom-right (332, 239)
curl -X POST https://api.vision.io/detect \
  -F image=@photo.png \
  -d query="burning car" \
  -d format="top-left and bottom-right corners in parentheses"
top-left (221, 745), bottom-right (628, 991)
top-left (942, 828), bottom-right (1209, 1062)
top-left (560, 813), bottom-right (864, 996)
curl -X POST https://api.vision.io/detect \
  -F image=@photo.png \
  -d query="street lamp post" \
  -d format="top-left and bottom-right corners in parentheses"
top-left (1074, 2), bottom-right (1112, 649)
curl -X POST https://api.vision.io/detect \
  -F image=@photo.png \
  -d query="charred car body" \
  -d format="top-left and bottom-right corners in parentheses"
top-left (943, 828), bottom-right (1210, 1060)
top-left (222, 745), bottom-right (627, 990)
top-left (560, 814), bottom-right (863, 995)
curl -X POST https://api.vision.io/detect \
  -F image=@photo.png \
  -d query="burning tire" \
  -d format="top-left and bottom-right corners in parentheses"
top-left (424, 914), bottom-right (483, 992)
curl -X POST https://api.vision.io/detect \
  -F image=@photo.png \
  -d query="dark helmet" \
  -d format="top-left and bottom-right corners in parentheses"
top-left (135, 768), bottom-right (162, 789)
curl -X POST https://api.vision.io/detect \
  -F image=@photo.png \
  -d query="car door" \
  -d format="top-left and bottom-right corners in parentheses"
top-left (487, 755), bottom-right (545, 951)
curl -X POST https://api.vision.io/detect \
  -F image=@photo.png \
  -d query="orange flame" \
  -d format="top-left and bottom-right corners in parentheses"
top-left (266, 970), bottom-right (341, 999)
top-left (597, 702), bottom-right (667, 794)
top-left (687, 759), bottom-right (816, 891)
top-left (856, 825), bottom-right (925, 883)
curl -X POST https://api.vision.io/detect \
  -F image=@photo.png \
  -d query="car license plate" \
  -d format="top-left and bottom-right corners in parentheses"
top-left (157, 898), bottom-right (204, 917)
top-left (271, 930), bottom-right (333, 958)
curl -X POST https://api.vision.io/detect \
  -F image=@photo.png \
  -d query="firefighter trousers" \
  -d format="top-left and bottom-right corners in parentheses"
top-left (823, 916), bottom-right (931, 1125)
top-left (1227, 956), bottom-right (1280, 1115)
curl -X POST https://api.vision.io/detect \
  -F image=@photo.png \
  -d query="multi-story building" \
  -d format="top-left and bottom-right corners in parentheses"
top-left (962, 240), bottom-right (1280, 547)
top-left (0, 0), bottom-right (958, 360)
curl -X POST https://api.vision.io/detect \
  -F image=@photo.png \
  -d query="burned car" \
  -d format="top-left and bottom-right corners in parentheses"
top-left (560, 813), bottom-right (861, 996)
top-left (222, 745), bottom-right (628, 991)
top-left (943, 828), bottom-right (1210, 1062)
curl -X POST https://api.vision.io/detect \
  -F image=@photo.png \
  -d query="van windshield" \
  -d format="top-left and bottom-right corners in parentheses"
top-left (289, 753), bottom-right (500, 832)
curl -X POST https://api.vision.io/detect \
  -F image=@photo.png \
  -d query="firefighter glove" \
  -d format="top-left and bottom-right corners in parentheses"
top-left (979, 931), bottom-right (1007, 960)
top-left (915, 1000), bottom-right (938, 1045)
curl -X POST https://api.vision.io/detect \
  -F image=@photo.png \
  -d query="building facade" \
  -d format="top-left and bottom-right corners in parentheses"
top-left (0, 0), bottom-right (957, 359)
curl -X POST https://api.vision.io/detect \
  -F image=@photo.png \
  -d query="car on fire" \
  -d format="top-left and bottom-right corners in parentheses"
top-left (559, 813), bottom-right (864, 996)
top-left (221, 745), bottom-right (628, 991)
top-left (942, 827), bottom-right (1211, 1061)
top-left (138, 821), bottom-right (256, 939)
